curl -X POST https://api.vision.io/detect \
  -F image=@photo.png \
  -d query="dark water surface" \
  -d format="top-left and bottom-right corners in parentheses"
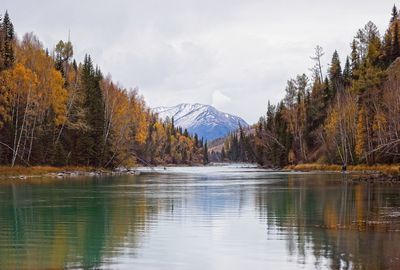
top-left (1, 165), bottom-right (400, 269)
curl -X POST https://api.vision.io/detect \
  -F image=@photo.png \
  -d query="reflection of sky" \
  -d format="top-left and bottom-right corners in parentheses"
top-left (116, 167), bottom-right (400, 269)
top-left (2, 166), bottom-right (400, 269)
top-left (111, 166), bottom-right (332, 269)
top-left (125, 196), bottom-right (328, 270)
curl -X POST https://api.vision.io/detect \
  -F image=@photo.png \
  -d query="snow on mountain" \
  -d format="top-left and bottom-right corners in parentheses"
top-left (153, 103), bottom-right (248, 141)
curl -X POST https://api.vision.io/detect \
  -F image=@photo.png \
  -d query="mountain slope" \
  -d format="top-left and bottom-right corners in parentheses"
top-left (153, 103), bottom-right (248, 141)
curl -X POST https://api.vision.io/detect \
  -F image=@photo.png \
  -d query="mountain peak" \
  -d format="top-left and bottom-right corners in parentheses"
top-left (153, 103), bottom-right (248, 141)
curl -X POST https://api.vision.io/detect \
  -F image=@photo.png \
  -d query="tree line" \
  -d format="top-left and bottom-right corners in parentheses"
top-left (224, 5), bottom-right (400, 167)
top-left (0, 11), bottom-right (208, 168)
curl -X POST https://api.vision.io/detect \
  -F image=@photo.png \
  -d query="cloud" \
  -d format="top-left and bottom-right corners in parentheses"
top-left (2, 0), bottom-right (394, 123)
top-left (211, 90), bottom-right (231, 108)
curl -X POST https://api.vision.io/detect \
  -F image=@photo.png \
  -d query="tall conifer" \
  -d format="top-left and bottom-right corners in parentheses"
top-left (78, 55), bottom-right (105, 166)
top-left (2, 11), bottom-right (14, 69)
top-left (203, 142), bottom-right (209, 164)
top-left (343, 56), bottom-right (352, 87)
top-left (328, 50), bottom-right (343, 97)
top-left (391, 5), bottom-right (398, 23)
top-left (392, 22), bottom-right (400, 61)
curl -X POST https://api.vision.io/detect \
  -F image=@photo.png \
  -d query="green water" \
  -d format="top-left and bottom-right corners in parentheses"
top-left (0, 165), bottom-right (400, 269)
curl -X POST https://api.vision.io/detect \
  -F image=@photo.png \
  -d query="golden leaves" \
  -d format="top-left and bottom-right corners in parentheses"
top-left (49, 69), bottom-right (68, 126)
top-left (5, 62), bottom-right (39, 100)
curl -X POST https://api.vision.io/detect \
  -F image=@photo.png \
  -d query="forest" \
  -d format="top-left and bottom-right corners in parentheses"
top-left (223, 5), bottom-right (400, 167)
top-left (0, 11), bottom-right (208, 168)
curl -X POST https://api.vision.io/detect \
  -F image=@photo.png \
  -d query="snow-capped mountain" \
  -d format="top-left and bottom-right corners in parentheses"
top-left (153, 103), bottom-right (248, 141)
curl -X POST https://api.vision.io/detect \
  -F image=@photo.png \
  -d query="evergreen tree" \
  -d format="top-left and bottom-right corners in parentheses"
top-left (254, 120), bottom-right (265, 165)
top-left (265, 101), bottom-right (275, 130)
top-left (343, 56), bottom-right (352, 87)
top-left (391, 5), bottom-right (399, 23)
top-left (274, 103), bottom-right (290, 166)
top-left (392, 22), bottom-right (400, 61)
top-left (328, 50), bottom-right (343, 97)
top-left (238, 125), bottom-right (246, 161)
top-left (72, 59), bottom-right (78, 72)
top-left (194, 133), bottom-right (199, 147)
top-left (0, 14), bottom-right (3, 69)
top-left (203, 142), bottom-right (209, 164)
top-left (183, 129), bottom-right (189, 137)
top-left (322, 77), bottom-right (330, 107)
top-left (171, 116), bottom-right (175, 135)
top-left (78, 55), bottom-right (105, 166)
top-left (0, 11), bottom-right (14, 70)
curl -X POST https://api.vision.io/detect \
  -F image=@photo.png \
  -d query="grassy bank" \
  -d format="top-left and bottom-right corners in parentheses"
top-left (286, 163), bottom-right (400, 175)
top-left (0, 166), bottom-right (97, 177)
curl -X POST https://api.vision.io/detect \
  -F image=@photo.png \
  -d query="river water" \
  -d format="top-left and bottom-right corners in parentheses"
top-left (0, 164), bottom-right (400, 269)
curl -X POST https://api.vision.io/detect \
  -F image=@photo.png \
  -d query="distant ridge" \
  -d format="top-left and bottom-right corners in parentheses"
top-left (153, 103), bottom-right (248, 141)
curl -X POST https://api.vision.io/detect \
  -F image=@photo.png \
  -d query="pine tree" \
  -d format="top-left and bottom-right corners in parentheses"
top-left (2, 11), bottom-right (14, 69)
top-left (194, 133), bottom-right (199, 147)
top-left (0, 13), bottom-right (3, 70)
top-left (203, 142), bottom-right (209, 164)
top-left (322, 77), bottom-right (330, 105)
top-left (171, 116), bottom-right (176, 135)
top-left (392, 22), bottom-right (400, 61)
top-left (391, 5), bottom-right (399, 23)
top-left (274, 103), bottom-right (290, 166)
top-left (328, 50), bottom-right (343, 97)
top-left (343, 56), bottom-right (352, 87)
top-left (77, 55), bottom-right (105, 166)
top-left (238, 125), bottom-right (247, 161)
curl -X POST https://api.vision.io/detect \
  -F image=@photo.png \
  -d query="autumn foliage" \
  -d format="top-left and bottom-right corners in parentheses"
top-left (224, 5), bottom-right (400, 167)
top-left (0, 11), bottom-right (206, 168)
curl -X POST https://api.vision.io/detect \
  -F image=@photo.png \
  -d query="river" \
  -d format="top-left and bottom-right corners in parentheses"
top-left (0, 164), bottom-right (399, 269)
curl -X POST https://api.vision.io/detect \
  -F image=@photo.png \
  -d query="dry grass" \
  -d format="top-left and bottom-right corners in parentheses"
top-left (286, 163), bottom-right (400, 175)
top-left (0, 165), bottom-right (95, 177)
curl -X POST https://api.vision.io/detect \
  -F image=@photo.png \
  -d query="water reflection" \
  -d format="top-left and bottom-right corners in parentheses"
top-left (0, 168), bottom-right (399, 269)
top-left (256, 174), bottom-right (400, 269)
top-left (0, 176), bottom-right (156, 269)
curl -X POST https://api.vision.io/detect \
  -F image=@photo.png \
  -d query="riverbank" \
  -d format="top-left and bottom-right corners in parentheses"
top-left (286, 163), bottom-right (400, 183)
top-left (0, 166), bottom-right (93, 177)
top-left (0, 165), bottom-right (143, 180)
top-left (286, 163), bottom-right (400, 174)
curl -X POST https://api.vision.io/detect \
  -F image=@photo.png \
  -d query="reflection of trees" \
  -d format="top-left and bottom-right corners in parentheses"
top-left (0, 176), bottom-right (164, 269)
top-left (1, 173), bottom-right (400, 269)
top-left (256, 174), bottom-right (400, 270)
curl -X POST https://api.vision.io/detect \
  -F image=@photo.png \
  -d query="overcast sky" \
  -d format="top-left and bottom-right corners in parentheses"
top-left (2, 0), bottom-right (396, 123)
